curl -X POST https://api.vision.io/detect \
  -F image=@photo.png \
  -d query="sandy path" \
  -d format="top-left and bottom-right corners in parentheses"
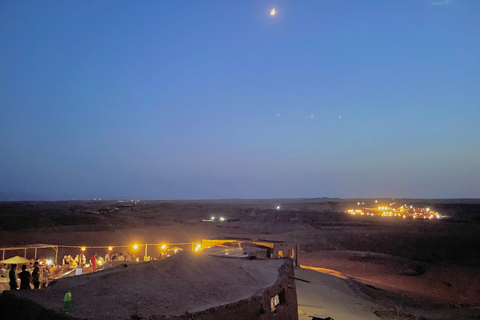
top-left (296, 267), bottom-right (381, 320)
top-left (300, 250), bottom-right (480, 308)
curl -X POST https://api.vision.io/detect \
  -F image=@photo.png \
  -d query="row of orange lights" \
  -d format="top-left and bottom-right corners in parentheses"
top-left (81, 246), bottom-right (114, 251)
top-left (79, 244), bottom-right (198, 251)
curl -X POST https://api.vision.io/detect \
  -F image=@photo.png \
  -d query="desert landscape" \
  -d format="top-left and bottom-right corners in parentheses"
top-left (3, 1), bottom-right (479, 319)
top-left (1, 198), bottom-right (479, 319)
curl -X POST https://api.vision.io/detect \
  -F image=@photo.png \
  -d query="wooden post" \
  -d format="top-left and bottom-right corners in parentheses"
top-left (35, 248), bottom-right (37, 260)
top-left (295, 244), bottom-right (299, 267)
top-left (24, 248), bottom-right (27, 258)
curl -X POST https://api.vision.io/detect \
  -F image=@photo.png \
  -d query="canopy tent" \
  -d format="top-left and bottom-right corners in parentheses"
top-left (0, 244), bottom-right (59, 265)
top-left (1, 255), bottom-right (31, 264)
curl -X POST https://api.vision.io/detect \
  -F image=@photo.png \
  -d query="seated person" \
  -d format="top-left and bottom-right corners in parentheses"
top-left (0, 264), bottom-right (7, 278)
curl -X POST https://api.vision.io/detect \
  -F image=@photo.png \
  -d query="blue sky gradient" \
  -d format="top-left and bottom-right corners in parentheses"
top-left (1, 0), bottom-right (479, 199)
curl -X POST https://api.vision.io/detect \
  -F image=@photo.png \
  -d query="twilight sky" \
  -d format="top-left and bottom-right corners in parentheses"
top-left (1, 0), bottom-right (479, 200)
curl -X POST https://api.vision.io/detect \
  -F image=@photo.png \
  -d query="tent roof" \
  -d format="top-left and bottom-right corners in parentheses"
top-left (1, 255), bottom-right (31, 264)
top-left (0, 244), bottom-right (58, 250)
top-left (168, 247), bottom-right (184, 251)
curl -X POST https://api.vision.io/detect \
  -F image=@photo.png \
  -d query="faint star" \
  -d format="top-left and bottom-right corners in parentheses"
top-left (338, 114), bottom-right (342, 119)
top-left (276, 114), bottom-right (280, 117)
top-left (310, 114), bottom-right (314, 119)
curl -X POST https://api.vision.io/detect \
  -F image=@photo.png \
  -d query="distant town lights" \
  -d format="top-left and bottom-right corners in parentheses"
top-left (347, 204), bottom-right (440, 221)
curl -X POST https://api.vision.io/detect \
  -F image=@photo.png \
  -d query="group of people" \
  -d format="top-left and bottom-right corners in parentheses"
top-left (62, 254), bottom-right (87, 268)
top-left (60, 249), bottom-right (147, 271)
top-left (5, 248), bottom-right (152, 291)
top-left (8, 262), bottom-right (41, 290)
top-left (5, 249), bottom-right (148, 291)
top-left (62, 252), bottom-right (115, 271)
top-left (6, 249), bottom-right (170, 290)
top-left (62, 252), bottom-right (104, 270)
top-left (106, 251), bottom-right (135, 262)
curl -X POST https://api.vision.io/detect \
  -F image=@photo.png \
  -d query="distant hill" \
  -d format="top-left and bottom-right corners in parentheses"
top-left (0, 191), bottom-right (49, 201)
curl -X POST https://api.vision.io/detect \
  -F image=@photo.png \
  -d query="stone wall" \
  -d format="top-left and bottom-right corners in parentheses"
top-left (169, 257), bottom-right (298, 320)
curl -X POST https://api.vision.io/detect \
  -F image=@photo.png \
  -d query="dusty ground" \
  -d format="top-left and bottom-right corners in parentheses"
top-left (300, 251), bottom-right (480, 308)
top-left (1, 198), bottom-right (480, 319)
top-left (296, 266), bottom-right (480, 320)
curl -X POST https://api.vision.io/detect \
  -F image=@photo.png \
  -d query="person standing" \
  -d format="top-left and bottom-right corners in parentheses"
top-left (32, 262), bottom-right (41, 289)
top-left (1, 264), bottom-right (7, 277)
top-left (19, 264), bottom-right (31, 289)
top-left (105, 251), bottom-right (111, 263)
top-left (90, 252), bottom-right (97, 271)
top-left (9, 264), bottom-right (17, 290)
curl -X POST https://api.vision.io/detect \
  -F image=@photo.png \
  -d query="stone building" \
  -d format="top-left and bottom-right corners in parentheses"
top-left (201, 238), bottom-right (299, 266)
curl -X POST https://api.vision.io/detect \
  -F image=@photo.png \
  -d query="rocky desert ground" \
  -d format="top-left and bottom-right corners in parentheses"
top-left (1, 198), bottom-right (480, 319)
